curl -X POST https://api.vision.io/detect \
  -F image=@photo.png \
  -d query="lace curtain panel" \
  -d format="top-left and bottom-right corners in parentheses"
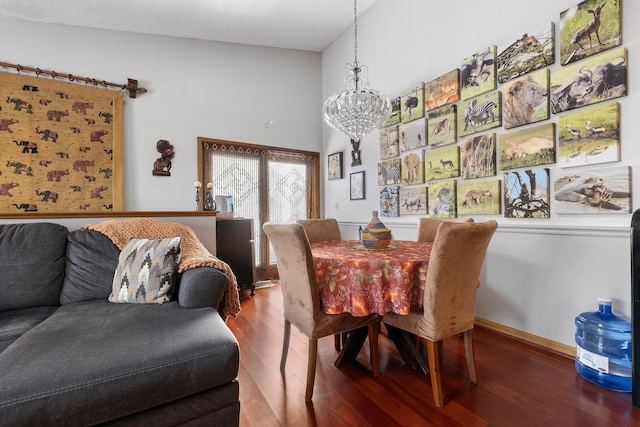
top-left (201, 140), bottom-right (319, 269)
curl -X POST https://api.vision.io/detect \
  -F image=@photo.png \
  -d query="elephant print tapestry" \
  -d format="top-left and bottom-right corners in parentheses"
top-left (0, 71), bottom-right (123, 214)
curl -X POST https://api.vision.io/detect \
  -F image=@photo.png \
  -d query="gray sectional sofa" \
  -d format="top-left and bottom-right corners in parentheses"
top-left (0, 222), bottom-right (240, 426)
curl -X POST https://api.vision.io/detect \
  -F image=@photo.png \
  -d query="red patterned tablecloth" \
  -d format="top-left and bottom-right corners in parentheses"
top-left (311, 240), bottom-right (432, 316)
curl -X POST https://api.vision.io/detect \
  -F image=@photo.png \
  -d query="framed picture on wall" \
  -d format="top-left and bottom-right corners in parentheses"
top-left (328, 152), bottom-right (343, 180)
top-left (350, 171), bottom-right (365, 200)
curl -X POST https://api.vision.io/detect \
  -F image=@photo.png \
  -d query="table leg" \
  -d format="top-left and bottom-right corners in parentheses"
top-left (384, 323), bottom-right (429, 374)
top-left (334, 328), bottom-right (368, 367)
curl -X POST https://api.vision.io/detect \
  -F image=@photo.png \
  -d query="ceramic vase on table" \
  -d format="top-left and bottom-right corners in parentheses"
top-left (360, 211), bottom-right (391, 249)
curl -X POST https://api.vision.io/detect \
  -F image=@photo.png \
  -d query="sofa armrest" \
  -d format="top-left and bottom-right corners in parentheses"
top-left (177, 267), bottom-right (228, 309)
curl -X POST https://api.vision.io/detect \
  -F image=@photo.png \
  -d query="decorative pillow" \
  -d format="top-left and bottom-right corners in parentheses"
top-left (109, 237), bottom-right (182, 304)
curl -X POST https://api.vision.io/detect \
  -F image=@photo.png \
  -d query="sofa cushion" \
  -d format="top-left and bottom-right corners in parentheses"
top-left (61, 229), bottom-right (121, 304)
top-left (0, 223), bottom-right (68, 312)
top-left (0, 299), bottom-right (239, 426)
top-left (0, 306), bottom-right (57, 353)
top-left (110, 237), bottom-right (182, 304)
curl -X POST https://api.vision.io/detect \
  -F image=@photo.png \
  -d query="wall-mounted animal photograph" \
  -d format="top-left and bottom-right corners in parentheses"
top-left (427, 104), bottom-right (456, 148)
top-left (554, 165), bottom-right (630, 214)
top-left (379, 185), bottom-right (400, 217)
top-left (401, 150), bottom-right (424, 185)
top-left (460, 46), bottom-right (496, 100)
top-left (425, 145), bottom-right (460, 181)
top-left (460, 133), bottom-right (496, 180)
top-left (424, 69), bottom-right (460, 112)
top-left (400, 84), bottom-right (425, 123)
top-left (384, 96), bottom-right (401, 127)
top-left (499, 123), bottom-right (556, 170)
top-left (377, 158), bottom-right (401, 186)
top-left (457, 91), bottom-right (501, 137)
top-left (497, 22), bottom-right (555, 84)
top-left (550, 46), bottom-right (626, 114)
top-left (399, 186), bottom-right (427, 216)
top-left (503, 69), bottom-right (549, 130)
top-left (399, 118), bottom-right (426, 152)
top-left (503, 168), bottom-right (550, 218)
top-left (428, 180), bottom-right (457, 218)
top-left (379, 125), bottom-right (399, 159)
top-left (560, 0), bottom-right (621, 66)
top-left (457, 179), bottom-right (501, 215)
top-left (558, 102), bottom-right (619, 168)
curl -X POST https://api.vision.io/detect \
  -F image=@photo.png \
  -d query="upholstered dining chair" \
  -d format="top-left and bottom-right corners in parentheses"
top-left (384, 220), bottom-right (498, 407)
top-left (416, 217), bottom-right (474, 243)
top-left (263, 222), bottom-right (380, 401)
top-left (297, 218), bottom-right (346, 352)
top-left (296, 218), bottom-right (341, 243)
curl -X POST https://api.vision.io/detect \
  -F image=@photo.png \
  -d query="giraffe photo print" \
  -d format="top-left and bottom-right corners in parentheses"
top-left (497, 22), bottom-right (555, 84)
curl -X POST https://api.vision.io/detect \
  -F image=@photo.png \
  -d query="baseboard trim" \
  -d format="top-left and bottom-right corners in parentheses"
top-left (475, 317), bottom-right (576, 359)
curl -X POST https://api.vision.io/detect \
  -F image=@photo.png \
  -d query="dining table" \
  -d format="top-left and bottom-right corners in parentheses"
top-left (310, 239), bottom-right (433, 371)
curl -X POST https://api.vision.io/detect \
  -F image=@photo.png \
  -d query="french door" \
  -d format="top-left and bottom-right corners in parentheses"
top-left (198, 138), bottom-right (319, 280)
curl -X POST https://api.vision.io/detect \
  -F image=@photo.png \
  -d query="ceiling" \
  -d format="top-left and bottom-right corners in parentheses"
top-left (0, 0), bottom-right (377, 52)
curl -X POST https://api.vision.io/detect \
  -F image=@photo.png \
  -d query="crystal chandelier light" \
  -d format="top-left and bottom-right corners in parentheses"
top-left (323, 0), bottom-right (391, 143)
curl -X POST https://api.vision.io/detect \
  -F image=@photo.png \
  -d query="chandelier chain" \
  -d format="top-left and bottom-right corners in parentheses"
top-left (353, 0), bottom-right (358, 67)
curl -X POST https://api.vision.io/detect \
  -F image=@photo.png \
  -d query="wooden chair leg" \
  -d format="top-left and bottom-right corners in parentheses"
top-left (463, 330), bottom-right (477, 384)
top-left (437, 340), bottom-right (444, 359)
top-left (367, 321), bottom-right (380, 377)
top-left (305, 339), bottom-right (318, 401)
top-left (280, 320), bottom-right (291, 373)
top-left (426, 340), bottom-right (444, 407)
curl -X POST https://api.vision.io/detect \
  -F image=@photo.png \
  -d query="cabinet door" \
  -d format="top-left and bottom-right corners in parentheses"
top-left (216, 219), bottom-right (256, 293)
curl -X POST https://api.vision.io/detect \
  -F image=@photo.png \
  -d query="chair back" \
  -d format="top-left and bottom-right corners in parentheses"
top-left (263, 223), bottom-right (320, 336)
top-left (297, 219), bottom-right (341, 243)
top-left (417, 217), bottom-right (474, 242)
top-left (423, 220), bottom-right (497, 339)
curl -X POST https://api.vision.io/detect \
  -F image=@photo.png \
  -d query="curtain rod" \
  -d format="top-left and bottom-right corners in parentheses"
top-left (0, 60), bottom-right (147, 98)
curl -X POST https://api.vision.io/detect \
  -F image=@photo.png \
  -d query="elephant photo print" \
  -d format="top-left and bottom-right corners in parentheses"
top-left (400, 149), bottom-right (424, 185)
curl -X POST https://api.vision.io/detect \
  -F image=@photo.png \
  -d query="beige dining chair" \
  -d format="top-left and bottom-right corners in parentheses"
top-left (263, 222), bottom-right (380, 401)
top-left (296, 218), bottom-right (341, 242)
top-left (416, 217), bottom-right (474, 243)
top-left (297, 218), bottom-right (347, 352)
top-left (384, 220), bottom-right (498, 407)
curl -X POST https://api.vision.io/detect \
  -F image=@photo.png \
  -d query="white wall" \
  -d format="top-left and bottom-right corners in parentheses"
top-left (323, 0), bottom-right (638, 347)
top-left (0, 18), bottom-right (323, 211)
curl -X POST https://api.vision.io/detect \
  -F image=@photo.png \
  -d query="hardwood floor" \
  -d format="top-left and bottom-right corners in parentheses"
top-left (228, 284), bottom-right (640, 426)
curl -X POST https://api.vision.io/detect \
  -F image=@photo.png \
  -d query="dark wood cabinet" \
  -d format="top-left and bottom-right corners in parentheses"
top-left (216, 218), bottom-right (256, 296)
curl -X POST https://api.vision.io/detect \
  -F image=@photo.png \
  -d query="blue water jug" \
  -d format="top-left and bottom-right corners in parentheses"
top-left (574, 298), bottom-right (632, 392)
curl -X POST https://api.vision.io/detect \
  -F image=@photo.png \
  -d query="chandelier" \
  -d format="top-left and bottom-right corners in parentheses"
top-left (323, 0), bottom-right (391, 143)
